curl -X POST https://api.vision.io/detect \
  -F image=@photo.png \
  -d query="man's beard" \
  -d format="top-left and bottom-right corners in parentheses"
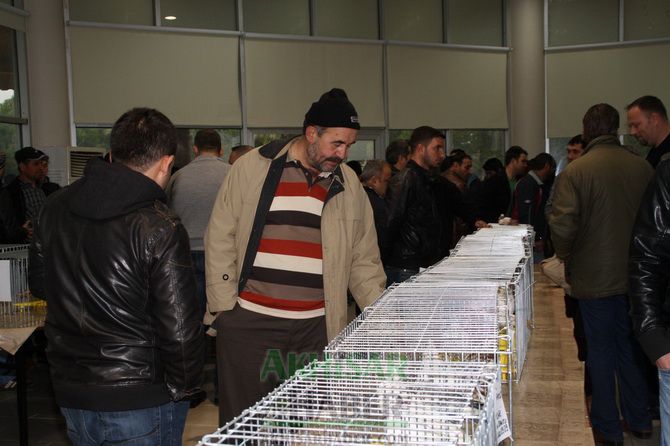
top-left (307, 141), bottom-right (343, 172)
top-left (634, 135), bottom-right (649, 146)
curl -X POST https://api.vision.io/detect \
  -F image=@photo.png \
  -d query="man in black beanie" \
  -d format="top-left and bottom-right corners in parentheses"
top-left (205, 88), bottom-right (386, 423)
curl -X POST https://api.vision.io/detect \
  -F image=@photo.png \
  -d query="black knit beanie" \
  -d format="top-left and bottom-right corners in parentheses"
top-left (303, 88), bottom-right (360, 132)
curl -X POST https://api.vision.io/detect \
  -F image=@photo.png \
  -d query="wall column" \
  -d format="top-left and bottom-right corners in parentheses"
top-left (24, 0), bottom-right (70, 148)
top-left (508, 0), bottom-right (545, 156)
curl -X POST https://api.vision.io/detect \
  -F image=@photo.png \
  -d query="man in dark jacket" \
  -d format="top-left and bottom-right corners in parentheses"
top-left (360, 159), bottom-right (392, 266)
top-left (626, 95), bottom-right (670, 168)
top-left (549, 103), bottom-right (653, 445)
top-left (29, 108), bottom-right (204, 445)
top-left (475, 146), bottom-right (528, 223)
top-left (385, 126), bottom-right (446, 283)
top-left (510, 152), bottom-right (555, 256)
top-left (630, 160), bottom-right (670, 445)
top-left (385, 139), bottom-right (410, 176)
top-left (0, 147), bottom-right (49, 243)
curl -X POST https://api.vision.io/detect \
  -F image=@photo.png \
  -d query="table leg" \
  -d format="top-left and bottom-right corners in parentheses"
top-left (15, 345), bottom-right (28, 446)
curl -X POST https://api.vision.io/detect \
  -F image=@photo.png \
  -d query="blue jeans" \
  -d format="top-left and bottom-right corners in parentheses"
top-left (579, 295), bottom-right (651, 441)
top-left (660, 369), bottom-right (670, 446)
top-left (60, 401), bottom-right (189, 446)
top-left (191, 251), bottom-right (206, 320)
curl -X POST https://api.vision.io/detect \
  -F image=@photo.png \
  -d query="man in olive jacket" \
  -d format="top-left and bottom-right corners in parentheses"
top-left (205, 88), bottom-right (386, 423)
top-left (549, 103), bottom-right (653, 445)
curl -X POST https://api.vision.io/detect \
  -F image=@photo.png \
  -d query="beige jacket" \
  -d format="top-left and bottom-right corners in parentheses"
top-left (204, 139), bottom-right (386, 340)
top-left (548, 135), bottom-right (653, 299)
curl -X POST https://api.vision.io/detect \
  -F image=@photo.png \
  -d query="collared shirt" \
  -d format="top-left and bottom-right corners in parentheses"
top-left (528, 170), bottom-right (543, 186)
top-left (20, 179), bottom-right (46, 220)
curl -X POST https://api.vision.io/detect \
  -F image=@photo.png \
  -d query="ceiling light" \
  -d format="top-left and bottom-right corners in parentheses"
top-left (164, 16), bottom-right (177, 20)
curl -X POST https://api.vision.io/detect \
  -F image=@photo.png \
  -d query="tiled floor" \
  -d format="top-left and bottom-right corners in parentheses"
top-left (0, 268), bottom-right (662, 445)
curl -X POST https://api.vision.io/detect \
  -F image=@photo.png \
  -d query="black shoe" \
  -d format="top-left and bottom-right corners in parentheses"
top-left (592, 430), bottom-right (623, 446)
top-left (630, 429), bottom-right (652, 440)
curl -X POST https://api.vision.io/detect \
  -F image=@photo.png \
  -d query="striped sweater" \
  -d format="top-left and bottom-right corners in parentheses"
top-left (239, 159), bottom-right (333, 318)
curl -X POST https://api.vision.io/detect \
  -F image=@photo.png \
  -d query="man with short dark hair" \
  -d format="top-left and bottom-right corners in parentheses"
top-left (442, 151), bottom-right (472, 193)
top-left (549, 103), bottom-right (653, 445)
top-left (0, 147), bottom-right (49, 243)
top-left (475, 145), bottom-right (528, 223)
top-left (360, 160), bottom-right (392, 265)
top-left (385, 126), bottom-right (446, 283)
top-left (205, 88), bottom-right (385, 423)
top-left (510, 153), bottom-right (555, 252)
top-left (438, 152), bottom-right (487, 250)
top-left (29, 108), bottom-right (205, 445)
top-left (228, 144), bottom-right (253, 164)
top-left (167, 129), bottom-right (231, 320)
top-left (385, 139), bottom-right (410, 176)
top-left (626, 95), bottom-right (670, 168)
top-left (566, 134), bottom-right (585, 163)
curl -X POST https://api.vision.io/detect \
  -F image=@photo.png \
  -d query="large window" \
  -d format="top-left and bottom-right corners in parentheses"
top-left (65, 3), bottom-right (509, 152)
top-left (160, 0), bottom-right (237, 30)
top-left (449, 130), bottom-right (505, 176)
top-left (624, 0), bottom-right (670, 41)
top-left (75, 127), bottom-right (241, 168)
top-left (547, 0), bottom-right (670, 47)
top-left (445, 0), bottom-right (504, 46)
top-left (384, 0), bottom-right (443, 43)
top-left (69, 0), bottom-right (154, 25)
top-left (0, 26), bottom-right (19, 119)
top-left (0, 24), bottom-right (24, 179)
top-left (313, 0), bottom-right (378, 40)
top-left (67, 0), bottom-right (506, 47)
top-left (243, 0), bottom-right (310, 35)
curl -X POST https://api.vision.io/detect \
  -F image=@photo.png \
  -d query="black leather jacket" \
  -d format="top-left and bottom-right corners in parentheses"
top-left (29, 158), bottom-right (204, 411)
top-left (385, 160), bottom-right (443, 269)
top-left (629, 159), bottom-right (670, 363)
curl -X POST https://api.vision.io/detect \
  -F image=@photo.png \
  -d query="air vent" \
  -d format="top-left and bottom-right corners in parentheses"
top-left (39, 147), bottom-right (107, 186)
top-left (69, 150), bottom-right (103, 180)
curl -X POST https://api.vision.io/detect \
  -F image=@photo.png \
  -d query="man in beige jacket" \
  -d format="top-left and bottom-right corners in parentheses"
top-left (205, 88), bottom-right (386, 423)
top-left (549, 103), bottom-right (653, 445)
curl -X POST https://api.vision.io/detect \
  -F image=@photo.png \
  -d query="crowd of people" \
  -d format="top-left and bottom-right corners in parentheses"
top-left (1, 90), bottom-right (670, 446)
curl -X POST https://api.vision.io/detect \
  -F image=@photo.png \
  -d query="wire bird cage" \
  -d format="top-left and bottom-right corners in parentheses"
top-left (414, 255), bottom-right (533, 381)
top-left (325, 283), bottom-right (506, 366)
top-left (0, 244), bottom-right (45, 328)
top-left (199, 360), bottom-right (500, 446)
top-left (444, 226), bottom-right (535, 382)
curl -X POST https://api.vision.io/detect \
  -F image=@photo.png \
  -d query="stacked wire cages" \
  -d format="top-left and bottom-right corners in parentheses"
top-left (0, 244), bottom-right (45, 328)
top-left (445, 225), bottom-right (535, 381)
top-left (199, 225), bottom-right (531, 445)
top-left (200, 360), bottom-right (500, 446)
